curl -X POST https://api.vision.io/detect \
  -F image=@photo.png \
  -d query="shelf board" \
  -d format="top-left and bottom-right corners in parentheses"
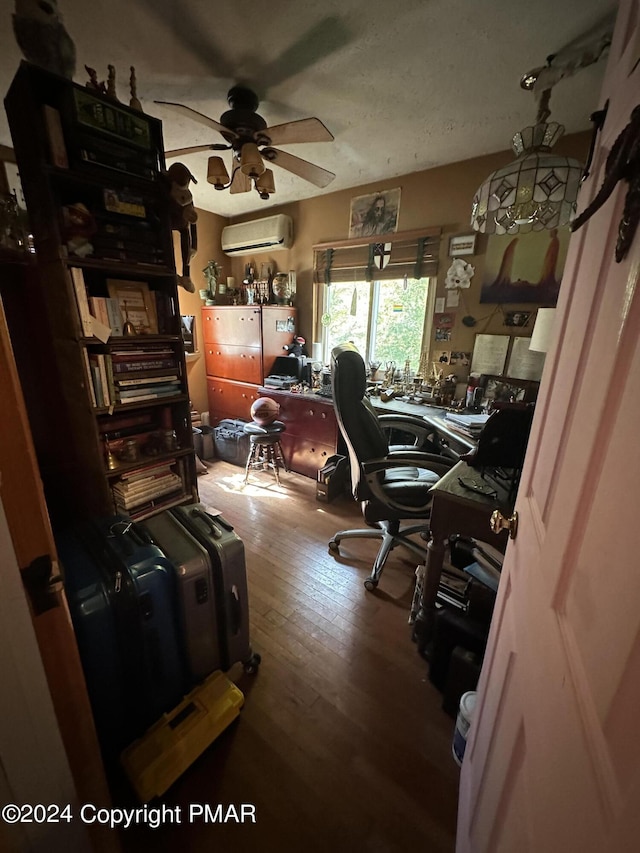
top-left (62, 255), bottom-right (175, 278)
top-left (94, 393), bottom-right (189, 414)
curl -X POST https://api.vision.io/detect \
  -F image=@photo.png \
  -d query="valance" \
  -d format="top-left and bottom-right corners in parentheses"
top-left (313, 227), bottom-right (441, 284)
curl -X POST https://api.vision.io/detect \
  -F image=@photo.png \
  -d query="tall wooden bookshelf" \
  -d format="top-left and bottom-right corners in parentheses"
top-left (4, 62), bottom-right (197, 526)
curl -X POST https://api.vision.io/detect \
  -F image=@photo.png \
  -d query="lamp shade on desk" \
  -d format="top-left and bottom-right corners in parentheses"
top-left (529, 308), bottom-right (556, 353)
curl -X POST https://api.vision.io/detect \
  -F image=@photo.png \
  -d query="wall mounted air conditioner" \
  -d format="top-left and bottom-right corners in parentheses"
top-left (221, 214), bottom-right (293, 256)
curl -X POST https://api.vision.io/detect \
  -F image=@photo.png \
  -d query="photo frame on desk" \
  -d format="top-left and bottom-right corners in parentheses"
top-left (107, 279), bottom-right (158, 335)
top-left (479, 374), bottom-right (539, 405)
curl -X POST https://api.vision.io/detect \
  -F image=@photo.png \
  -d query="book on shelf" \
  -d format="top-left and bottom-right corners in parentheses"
top-left (96, 353), bottom-right (111, 407)
top-left (112, 358), bottom-right (177, 373)
top-left (119, 459), bottom-right (176, 481)
top-left (115, 373), bottom-right (179, 387)
top-left (113, 466), bottom-right (176, 489)
top-left (105, 298), bottom-right (124, 337)
top-left (82, 347), bottom-right (97, 407)
top-left (70, 267), bottom-right (93, 337)
top-left (90, 362), bottom-right (104, 407)
top-left (118, 381), bottom-right (180, 398)
top-left (43, 104), bottom-right (68, 169)
top-left (114, 478), bottom-right (183, 510)
top-left (116, 390), bottom-right (180, 404)
top-left (124, 491), bottom-right (189, 522)
top-left (114, 474), bottom-right (181, 501)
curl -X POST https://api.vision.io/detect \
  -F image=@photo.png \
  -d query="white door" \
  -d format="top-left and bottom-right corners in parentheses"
top-left (457, 3), bottom-right (640, 850)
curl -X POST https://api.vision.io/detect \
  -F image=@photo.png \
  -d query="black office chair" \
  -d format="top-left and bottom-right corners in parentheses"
top-left (328, 343), bottom-right (453, 590)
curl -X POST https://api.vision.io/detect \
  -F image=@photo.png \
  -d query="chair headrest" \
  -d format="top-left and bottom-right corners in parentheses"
top-left (331, 342), bottom-right (367, 399)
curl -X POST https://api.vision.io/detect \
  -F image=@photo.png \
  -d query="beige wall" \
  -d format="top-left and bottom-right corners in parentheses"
top-left (175, 209), bottom-right (226, 417)
top-left (187, 131), bottom-right (589, 404)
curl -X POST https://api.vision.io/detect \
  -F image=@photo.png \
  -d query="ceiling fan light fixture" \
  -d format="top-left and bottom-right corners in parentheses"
top-left (240, 143), bottom-right (265, 178)
top-left (207, 156), bottom-right (230, 190)
top-left (255, 168), bottom-right (275, 200)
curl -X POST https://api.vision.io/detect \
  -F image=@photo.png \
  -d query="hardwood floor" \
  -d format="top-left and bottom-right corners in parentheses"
top-left (118, 460), bottom-right (459, 852)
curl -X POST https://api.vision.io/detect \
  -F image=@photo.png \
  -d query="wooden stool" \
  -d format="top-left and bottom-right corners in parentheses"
top-left (243, 420), bottom-right (288, 485)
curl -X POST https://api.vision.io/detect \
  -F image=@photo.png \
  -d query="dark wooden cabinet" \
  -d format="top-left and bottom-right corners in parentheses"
top-left (4, 62), bottom-right (197, 524)
top-left (258, 388), bottom-right (338, 479)
top-left (203, 305), bottom-right (296, 424)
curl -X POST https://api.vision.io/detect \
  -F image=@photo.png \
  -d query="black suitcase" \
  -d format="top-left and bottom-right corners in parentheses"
top-left (171, 504), bottom-right (260, 673)
top-left (143, 510), bottom-right (223, 683)
top-left (214, 418), bottom-right (250, 466)
top-left (57, 516), bottom-right (188, 757)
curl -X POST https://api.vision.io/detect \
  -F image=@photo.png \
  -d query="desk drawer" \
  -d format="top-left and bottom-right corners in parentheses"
top-left (204, 344), bottom-right (262, 384)
top-left (281, 434), bottom-right (334, 479)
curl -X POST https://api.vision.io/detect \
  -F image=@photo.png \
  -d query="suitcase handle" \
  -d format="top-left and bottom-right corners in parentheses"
top-left (191, 506), bottom-right (235, 534)
top-left (229, 584), bottom-right (242, 635)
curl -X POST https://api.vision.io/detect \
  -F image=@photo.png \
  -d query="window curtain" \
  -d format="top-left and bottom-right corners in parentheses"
top-left (313, 227), bottom-right (441, 285)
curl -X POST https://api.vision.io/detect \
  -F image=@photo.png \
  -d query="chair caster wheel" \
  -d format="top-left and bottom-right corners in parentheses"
top-left (364, 578), bottom-right (378, 591)
top-left (328, 539), bottom-right (340, 552)
top-left (243, 652), bottom-right (261, 674)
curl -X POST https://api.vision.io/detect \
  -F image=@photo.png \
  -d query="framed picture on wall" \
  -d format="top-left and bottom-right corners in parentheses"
top-left (480, 227), bottom-right (571, 304)
top-left (348, 188), bottom-right (401, 238)
top-left (448, 233), bottom-right (477, 256)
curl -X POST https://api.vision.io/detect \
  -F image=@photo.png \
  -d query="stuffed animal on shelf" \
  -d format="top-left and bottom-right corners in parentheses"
top-left (283, 335), bottom-right (307, 357)
top-left (162, 162), bottom-right (198, 292)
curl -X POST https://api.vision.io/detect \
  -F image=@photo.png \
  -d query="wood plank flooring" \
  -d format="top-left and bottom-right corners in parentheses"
top-left (117, 460), bottom-right (459, 852)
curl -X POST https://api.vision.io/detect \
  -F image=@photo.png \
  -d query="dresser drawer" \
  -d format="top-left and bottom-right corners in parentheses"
top-left (206, 377), bottom-right (260, 423)
top-left (202, 307), bottom-right (262, 347)
top-left (204, 344), bottom-right (262, 384)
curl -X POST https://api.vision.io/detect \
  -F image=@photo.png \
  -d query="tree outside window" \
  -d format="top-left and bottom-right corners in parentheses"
top-left (324, 278), bottom-right (432, 372)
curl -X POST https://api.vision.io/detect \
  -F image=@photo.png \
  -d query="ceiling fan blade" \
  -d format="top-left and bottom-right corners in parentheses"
top-left (263, 148), bottom-right (335, 188)
top-left (262, 117), bottom-right (334, 146)
top-left (230, 168), bottom-right (252, 194)
top-left (154, 101), bottom-right (237, 140)
top-left (165, 144), bottom-right (219, 158)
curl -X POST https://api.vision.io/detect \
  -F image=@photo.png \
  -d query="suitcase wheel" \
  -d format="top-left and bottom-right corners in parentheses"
top-left (243, 652), bottom-right (261, 674)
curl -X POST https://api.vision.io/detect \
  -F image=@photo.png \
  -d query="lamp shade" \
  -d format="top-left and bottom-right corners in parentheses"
top-left (529, 308), bottom-right (556, 352)
top-left (207, 156), bottom-right (229, 189)
top-left (255, 168), bottom-right (275, 198)
top-left (471, 121), bottom-right (583, 235)
top-left (240, 143), bottom-right (265, 178)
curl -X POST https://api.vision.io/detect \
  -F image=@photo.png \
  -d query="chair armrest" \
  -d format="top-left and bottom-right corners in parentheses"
top-left (386, 451), bottom-right (454, 476)
top-left (360, 455), bottom-right (450, 514)
top-left (378, 414), bottom-right (437, 446)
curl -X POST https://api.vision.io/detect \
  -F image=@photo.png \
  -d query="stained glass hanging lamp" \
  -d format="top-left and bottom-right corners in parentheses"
top-left (470, 89), bottom-right (583, 235)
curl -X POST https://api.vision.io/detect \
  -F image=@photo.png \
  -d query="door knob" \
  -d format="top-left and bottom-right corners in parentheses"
top-left (490, 509), bottom-right (518, 539)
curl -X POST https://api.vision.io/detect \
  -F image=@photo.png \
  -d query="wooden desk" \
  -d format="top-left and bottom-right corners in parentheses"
top-left (370, 398), bottom-right (476, 459)
top-left (413, 460), bottom-right (512, 651)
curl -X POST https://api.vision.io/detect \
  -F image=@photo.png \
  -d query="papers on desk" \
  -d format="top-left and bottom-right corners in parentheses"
top-left (444, 412), bottom-right (491, 438)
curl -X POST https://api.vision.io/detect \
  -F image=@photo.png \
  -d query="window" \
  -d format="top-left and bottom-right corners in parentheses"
top-left (313, 227), bottom-right (441, 371)
top-left (323, 277), bottom-right (433, 369)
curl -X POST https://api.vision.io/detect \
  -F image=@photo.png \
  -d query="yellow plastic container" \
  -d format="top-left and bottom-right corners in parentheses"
top-left (121, 671), bottom-right (244, 802)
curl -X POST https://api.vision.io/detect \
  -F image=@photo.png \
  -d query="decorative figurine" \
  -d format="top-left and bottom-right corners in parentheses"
top-left (445, 257), bottom-right (475, 289)
top-left (162, 162), bottom-right (198, 292)
top-left (129, 66), bottom-right (142, 111)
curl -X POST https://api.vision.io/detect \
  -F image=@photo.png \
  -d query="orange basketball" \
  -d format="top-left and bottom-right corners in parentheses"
top-left (251, 397), bottom-right (280, 425)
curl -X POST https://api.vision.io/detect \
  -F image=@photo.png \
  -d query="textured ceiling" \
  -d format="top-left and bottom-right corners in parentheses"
top-left (0, 0), bottom-right (617, 218)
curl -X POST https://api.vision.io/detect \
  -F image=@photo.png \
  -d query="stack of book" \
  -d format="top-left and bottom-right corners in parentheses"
top-left (115, 373), bottom-right (181, 404)
top-left (444, 412), bottom-right (491, 440)
top-left (112, 459), bottom-right (183, 515)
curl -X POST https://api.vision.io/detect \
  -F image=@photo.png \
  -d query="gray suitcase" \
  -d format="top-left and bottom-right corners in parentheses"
top-left (143, 512), bottom-right (222, 683)
top-left (171, 504), bottom-right (260, 674)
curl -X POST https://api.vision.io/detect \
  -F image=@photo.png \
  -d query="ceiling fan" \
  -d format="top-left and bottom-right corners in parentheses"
top-left (155, 85), bottom-right (335, 199)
